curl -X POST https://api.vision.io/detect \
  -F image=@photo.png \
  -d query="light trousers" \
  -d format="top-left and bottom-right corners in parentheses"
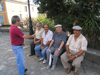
top-left (61, 50), bottom-right (85, 72)
top-left (46, 46), bottom-right (62, 66)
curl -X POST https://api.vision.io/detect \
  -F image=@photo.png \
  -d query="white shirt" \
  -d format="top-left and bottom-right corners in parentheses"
top-left (66, 34), bottom-right (88, 53)
top-left (42, 30), bottom-right (53, 45)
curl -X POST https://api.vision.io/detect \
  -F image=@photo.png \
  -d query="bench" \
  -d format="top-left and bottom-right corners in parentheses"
top-left (0, 25), bottom-right (11, 33)
top-left (2, 25), bottom-right (11, 27)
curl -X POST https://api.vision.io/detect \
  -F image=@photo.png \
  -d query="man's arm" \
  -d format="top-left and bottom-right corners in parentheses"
top-left (41, 40), bottom-right (51, 50)
top-left (43, 41), bottom-right (51, 48)
top-left (58, 41), bottom-right (65, 50)
top-left (75, 50), bottom-right (85, 57)
top-left (41, 38), bottom-right (43, 47)
top-left (55, 41), bottom-right (65, 55)
top-left (69, 50), bottom-right (85, 60)
top-left (47, 40), bottom-right (54, 51)
top-left (34, 35), bottom-right (36, 41)
top-left (22, 34), bottom-right (34, 39)
top-left (34, 36), bottom-right (37, 44)
top-left (66, 45), bottom-right (70, 57)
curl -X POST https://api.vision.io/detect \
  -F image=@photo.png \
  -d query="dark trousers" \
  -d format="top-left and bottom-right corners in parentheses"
top-left (30, 39), bottom-right (40, 55)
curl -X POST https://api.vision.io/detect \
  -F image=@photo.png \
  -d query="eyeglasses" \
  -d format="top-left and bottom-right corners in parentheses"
top-left (37, 26), bottom-right (41, 27)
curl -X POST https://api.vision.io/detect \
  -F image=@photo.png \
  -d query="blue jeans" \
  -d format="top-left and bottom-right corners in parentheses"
top-left (35, 44), bottom-right (48, 60)
top-left (12, 45), bottom-right (25, 75)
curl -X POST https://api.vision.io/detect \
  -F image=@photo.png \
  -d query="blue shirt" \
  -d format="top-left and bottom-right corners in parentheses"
top-left (52, 31), bottom-right (67, 48)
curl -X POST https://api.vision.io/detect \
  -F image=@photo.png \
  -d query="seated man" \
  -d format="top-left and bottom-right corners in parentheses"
top-left (61, 26), bottom-right (88, 75)
top-left (35, 24), bottom-right (53, 63)
top-left (29, 23), bottom-right (44, 56)
top-left (46, 24), bottom-right (67, 70)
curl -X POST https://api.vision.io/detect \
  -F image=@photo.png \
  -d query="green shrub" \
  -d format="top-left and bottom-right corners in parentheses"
top-left (35, 15), bottom-right (55, 32)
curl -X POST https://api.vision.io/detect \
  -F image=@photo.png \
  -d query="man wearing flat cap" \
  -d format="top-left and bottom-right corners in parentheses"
top-left (61, 26), bottom-right (88, 75)
top-left (46, 24), bottom-right (67, 70)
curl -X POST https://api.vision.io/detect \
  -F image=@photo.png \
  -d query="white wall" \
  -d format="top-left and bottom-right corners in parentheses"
top-left (5, 1), bottom-right (38, 24)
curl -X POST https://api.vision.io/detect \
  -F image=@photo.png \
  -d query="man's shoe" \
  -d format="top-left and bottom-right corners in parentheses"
top-left (66, 66), bottom-right (72, 74)
top-left (74, 70), bottom-right (79, 75)
top-left (39, 57), bottom-right (44, 61)
top-left (24, 68), bottom-right (27, 73)
top-left (29, 54), bottom-right (35, 56)
top-left (51, 65), bottom-right (56, 70)
top-left (46, 65), bottom-right (50, 69)
top-left (43, 59), bottom-right (47, 64)
top-left (37, 55), bottom-right (39, 57)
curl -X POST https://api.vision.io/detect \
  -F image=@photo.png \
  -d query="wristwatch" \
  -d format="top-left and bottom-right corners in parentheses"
top-left (58, 48), bottom-right (60, 51)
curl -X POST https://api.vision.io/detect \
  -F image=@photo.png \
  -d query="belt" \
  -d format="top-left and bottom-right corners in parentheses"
top-left (16, 44), bottom-right (23, 46)
top-left (36, 39), bottom-right (39, 40)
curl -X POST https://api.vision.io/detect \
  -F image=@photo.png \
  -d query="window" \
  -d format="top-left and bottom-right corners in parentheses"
top-left (11, 3), bottom-right (14, 12)
top-left (19, 5), bottom-right (21, 12)
top-left (0, 3), bottom-right (4, 11)
top-left (24, 6), bottom-right (27, 12)
top-left (0, 15), bottom-right (4, 23)
top-left (32, 7), bottom-right (34, 12)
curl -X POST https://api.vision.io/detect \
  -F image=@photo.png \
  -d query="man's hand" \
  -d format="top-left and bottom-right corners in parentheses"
top-left (23, 44), bottom-right (25, 46)
top-left (69, 55), bottom-right (76, 60)
top-left (32, 34), bottom-right (34, 38)
top-left (34, 41), bottom-right (38, 44)
top-left (41, 46), bottom-right (44, 50)
top-left (46, 48), bottom-right (50, 51)
top-left (54, 50), bottom-right (59, 55)
top-left (67, 52), bottom-right (71, 57)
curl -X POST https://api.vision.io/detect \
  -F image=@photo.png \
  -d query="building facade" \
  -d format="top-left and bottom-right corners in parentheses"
top-left (0, 0), bottom-right (38, 24)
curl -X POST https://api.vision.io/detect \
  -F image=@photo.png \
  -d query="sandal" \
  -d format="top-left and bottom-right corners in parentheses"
top-left (74, 70), bottom-right (79, 75)
top-left (66, 66), bottom-right (72, 74)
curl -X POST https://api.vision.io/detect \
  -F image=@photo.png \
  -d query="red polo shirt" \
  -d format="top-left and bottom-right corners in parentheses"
top-left (10, 25), bottom-right (24, 45)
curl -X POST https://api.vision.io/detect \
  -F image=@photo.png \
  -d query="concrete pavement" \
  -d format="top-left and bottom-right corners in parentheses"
top-left (0, 32), bottom-right (100, 75)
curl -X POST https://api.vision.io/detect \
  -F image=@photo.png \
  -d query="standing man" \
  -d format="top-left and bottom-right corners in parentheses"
top-left (10, 15), bottom-right (34, 75)
top-left (29, 23), bottom-right (44, 56)
top-left (46, 24), bottom-right (67, 70)
top-left (0, 21), bottom-right (2, 29)
top-left (35, 24), bottom-right (53, 64)
top-left (61, 26), bottom-right (88, 75)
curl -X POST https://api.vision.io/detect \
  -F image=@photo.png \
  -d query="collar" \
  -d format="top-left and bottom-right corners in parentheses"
top-left (57, 31), bottom-right (63, 35)
top-left (45, 30), bottom-right (50, 35)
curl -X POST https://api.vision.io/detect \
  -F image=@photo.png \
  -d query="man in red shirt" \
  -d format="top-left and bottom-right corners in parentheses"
top-left (10, 15), bottom-right (34, 75)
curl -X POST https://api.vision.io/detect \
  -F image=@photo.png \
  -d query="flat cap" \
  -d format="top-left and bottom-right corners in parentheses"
top-left (72, 26), bottom-right (82, 30)
top-left (55, 24), bottom-right (62, 27)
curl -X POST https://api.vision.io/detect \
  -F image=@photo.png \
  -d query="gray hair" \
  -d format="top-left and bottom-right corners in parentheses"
top-left (36, 23), bottom-right (41, 26)
top-left (11, 15), bottom-right (20, 24)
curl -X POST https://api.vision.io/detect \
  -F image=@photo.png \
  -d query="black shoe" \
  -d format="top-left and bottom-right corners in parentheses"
top-left (29, 54), bottom-right (35, 56)
top-left (24, 68), bottom-right (27, 73)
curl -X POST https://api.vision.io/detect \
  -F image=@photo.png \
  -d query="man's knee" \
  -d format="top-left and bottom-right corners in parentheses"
top-left (54, 54), bottom-right (59, 58)
top-left (46, 50), bottom-right (50, 55)
top-left (41, 49), bottom-right (46, 54)
top-left (34, 46), bottom-right (39, 51)
top-left (72, 62), bottom-right (81, 68)
top-left (61, 54), bottom-right (64, 60)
